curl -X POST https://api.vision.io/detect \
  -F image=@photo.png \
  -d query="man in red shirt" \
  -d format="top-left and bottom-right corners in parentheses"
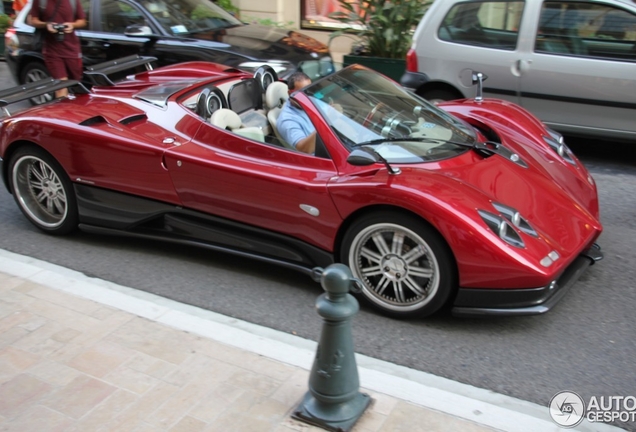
top-left (29, 0), bottom-right (86, 99)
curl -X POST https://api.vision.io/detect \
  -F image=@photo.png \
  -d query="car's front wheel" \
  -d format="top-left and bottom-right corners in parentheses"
top-left (341, 212), bottom-right (456, 319)
top-left (21, 62), bottom-right (54, 105)
top-left (9, 146), bottom-right (78, 235)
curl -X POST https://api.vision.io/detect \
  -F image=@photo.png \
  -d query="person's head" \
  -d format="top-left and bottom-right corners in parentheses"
top-left (287, 72), bottom-right (311, 95)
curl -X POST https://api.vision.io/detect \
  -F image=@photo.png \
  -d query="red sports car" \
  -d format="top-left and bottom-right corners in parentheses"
top-left (0, 56), bottom-right (603, 318)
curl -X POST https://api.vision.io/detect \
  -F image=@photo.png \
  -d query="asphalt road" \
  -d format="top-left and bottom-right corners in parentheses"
top-left (1, 61), bottom-right (635, 430)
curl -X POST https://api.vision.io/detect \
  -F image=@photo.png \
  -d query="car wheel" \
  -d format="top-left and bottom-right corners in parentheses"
top-left (341, 212), bottom-right (456, 319)
top-left (9, 146), bottom-right (78, 235)
top-left (21, 62), bottom-right (54, 105)
top-left (420, 89), bottom-right (460, 105)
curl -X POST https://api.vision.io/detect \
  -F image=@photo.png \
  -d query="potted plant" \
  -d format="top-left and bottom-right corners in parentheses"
top-left (328, 0), bottom-right (431, 80)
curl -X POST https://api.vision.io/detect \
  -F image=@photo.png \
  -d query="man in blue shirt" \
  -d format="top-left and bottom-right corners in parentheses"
top-left (276, 72), bottom-right (317, 154)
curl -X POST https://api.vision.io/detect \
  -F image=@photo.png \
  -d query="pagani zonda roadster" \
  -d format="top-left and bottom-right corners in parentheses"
top-left (0, 56), bottom-right (603, 318)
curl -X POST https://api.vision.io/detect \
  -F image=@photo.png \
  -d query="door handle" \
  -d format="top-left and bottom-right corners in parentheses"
top-left (513, 59), bottom-right (532, 76)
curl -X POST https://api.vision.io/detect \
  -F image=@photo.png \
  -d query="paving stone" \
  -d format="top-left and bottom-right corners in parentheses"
top-left (0, 374), bottom-right (52, 418)
top-left (0, 405), bottom-right (73, 432)
top-left (105, 317), bottom-right (198, 365)
top-left (67, 340), bottom-right (137, 378)
top-left (41, 374), bottom-right (117, 419)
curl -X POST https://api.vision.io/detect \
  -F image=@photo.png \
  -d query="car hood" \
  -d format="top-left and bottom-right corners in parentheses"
top-left (415, 99), bottom-right (602, 260)
top-left (184, 24), bottom-right (329, 61)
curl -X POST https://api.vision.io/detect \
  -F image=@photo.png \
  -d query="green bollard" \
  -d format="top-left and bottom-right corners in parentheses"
top-left (292, 264), bottom-right (371, 432)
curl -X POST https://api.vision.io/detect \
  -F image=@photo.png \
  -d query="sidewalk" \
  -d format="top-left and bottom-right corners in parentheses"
top-left (0, 249), bottom-right (623, 432)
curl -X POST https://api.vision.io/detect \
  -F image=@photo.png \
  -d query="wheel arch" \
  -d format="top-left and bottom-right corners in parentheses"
top-left (2, 140), bottom-right (53, 192)
top-left (16, 54), bottom-right (48, 83)
top-left (333, 204), bottom-right (461, 316)
top-left (334, 204), bottom-right (459, 278)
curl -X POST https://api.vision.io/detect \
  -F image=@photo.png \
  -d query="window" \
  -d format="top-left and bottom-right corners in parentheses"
top-left (101, 0), bottom-right (148, 34)
top-left (439, 1), bottom-right (524, 50)
top-left (536, 2), bottom-right (636, 61)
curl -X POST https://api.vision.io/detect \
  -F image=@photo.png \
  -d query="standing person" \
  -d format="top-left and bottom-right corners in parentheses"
top-left (276, 72), bottom-right (317, 154)
top-left (29, 0), bottom-right (86, 99)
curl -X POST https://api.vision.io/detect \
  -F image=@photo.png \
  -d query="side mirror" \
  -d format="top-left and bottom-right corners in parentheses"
top-left (471, 72), bottom-right (488, 103)
top-left (124, 25), bottom-right (153, 37)
top-left (347, 148), bottom-right (380, 166)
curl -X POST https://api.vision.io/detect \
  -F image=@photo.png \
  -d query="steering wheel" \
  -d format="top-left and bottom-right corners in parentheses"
top-left (363, 102), bottom-right (385, 127)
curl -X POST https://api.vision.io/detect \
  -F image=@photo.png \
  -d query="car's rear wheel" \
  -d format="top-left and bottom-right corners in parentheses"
top-left (9, 146), bottom-right (78, 235)
top-left (341, 212), bottom-right (456, 319)
top-left (21, 62), bottom-right (54, 105)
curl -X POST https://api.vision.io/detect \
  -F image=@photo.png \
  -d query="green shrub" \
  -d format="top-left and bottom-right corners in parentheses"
top-left (329, 0), bottom-right (432, 59)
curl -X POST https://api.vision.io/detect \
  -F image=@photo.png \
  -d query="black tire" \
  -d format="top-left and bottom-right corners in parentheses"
top-left (21, 62), bottom-right (54, 105)
top-left (341, 211), bottom-right (456, 319)
top-left (9, 145), bottom-right (79, 235)
top-left (420, 89), bottom-right (460, 105)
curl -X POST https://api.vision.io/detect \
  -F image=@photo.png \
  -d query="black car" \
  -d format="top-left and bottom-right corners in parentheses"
top-left (4, 0), bottom-right (335, 104)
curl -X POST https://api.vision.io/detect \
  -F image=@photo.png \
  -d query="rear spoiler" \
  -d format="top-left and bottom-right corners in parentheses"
top-left (84, 55), bottom-right (157, 86)
top-left (0, 79), bottom-right (89, 116)
top-left (0, 55), bottom-right (157, 117)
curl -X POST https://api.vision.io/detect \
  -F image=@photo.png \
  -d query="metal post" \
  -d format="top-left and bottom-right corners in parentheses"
top-left (293, 264), bottom-right (371, 432)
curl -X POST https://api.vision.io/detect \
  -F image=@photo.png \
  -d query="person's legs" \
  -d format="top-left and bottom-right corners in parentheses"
top-left (62, 57), bottom-right (84, 98)
top-left (65, 57), bottom-right (84, 81)
top-left (44, 56), bottom-right (83, 98)
top-left (44, 56), bottom-right (69, 98)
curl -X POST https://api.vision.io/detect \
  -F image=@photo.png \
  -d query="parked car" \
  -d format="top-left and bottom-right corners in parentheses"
top-left (401, 0), bottom-right (636, 142)
top-left (4, 0), bottom-right (335, 104)
top-left (0, 56), bottom-right (603, 318)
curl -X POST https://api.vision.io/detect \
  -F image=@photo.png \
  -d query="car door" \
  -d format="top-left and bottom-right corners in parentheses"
top-left (164, 122), bottom-right (343, 252)
top-left (516, 0), bottom-right (636, 140)
top-left (421, 0), bottom-right (526, 102)
top-left (78, 0), bottom-right (158, 67)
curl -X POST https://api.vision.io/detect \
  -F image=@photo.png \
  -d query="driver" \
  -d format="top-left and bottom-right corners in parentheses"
top-left (276, 72), bottom-right (317, 154)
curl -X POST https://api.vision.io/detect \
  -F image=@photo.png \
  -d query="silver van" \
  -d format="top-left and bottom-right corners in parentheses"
top-left (401, 0), bottom-right (636, 142)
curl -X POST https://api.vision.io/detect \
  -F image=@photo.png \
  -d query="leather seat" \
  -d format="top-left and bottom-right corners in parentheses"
top-left (210, 109), bottom-right (265, 142)
top-left (264, 82), bottom-right (294, 149)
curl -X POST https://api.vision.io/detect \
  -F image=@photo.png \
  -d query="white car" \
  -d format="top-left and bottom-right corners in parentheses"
top-left (401, 0), bottom-right (636, 142)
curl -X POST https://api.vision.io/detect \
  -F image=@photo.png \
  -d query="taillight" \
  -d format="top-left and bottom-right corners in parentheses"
top-left (406, 48), bottom-right (418, 72)
top-left (5, 28), bottom-right (18, 50)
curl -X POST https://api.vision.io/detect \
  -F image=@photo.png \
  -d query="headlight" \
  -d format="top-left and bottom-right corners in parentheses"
top-left (478, 202), bottom-right (540, 248)
top-left (478, 210), bottom-right (525, 248)
top-left (492, 202), bottom-right (538, 238)
top-left (543, 129), bottom-right (576, 165)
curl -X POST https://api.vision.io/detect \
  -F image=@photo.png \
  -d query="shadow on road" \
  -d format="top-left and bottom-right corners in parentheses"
top-left (567, 136), bottom-right (636, 167)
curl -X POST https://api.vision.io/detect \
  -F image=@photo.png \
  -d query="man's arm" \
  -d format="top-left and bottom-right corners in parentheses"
top-left (62, 17), bottom-right (86, 32)
top-left (28, 0), bottom-right (48, 30)
top-left (64, 0), bottom-right (87, 31)
top-left (278, 116), bottom-right (316, 154)
top-left (294, 131), bottom-right (316, 154)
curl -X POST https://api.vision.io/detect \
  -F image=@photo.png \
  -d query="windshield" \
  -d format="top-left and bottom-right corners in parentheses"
top-left (140, 0), bottom-right (242, 35)
top-left (303, 67), bottom-right (477, 163)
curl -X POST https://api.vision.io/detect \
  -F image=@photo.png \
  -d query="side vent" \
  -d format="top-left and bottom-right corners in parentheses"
top-left (120, 114), bottom-right (147, 125)
top-left (79, 116), bottom-right (107, 126)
